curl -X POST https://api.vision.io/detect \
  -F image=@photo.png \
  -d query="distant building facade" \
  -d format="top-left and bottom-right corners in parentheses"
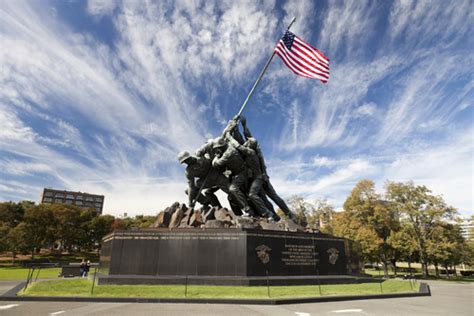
top-left (460, 216), bottom-right (473, 241)
top-left (41, 188), bottom-right (104, 214)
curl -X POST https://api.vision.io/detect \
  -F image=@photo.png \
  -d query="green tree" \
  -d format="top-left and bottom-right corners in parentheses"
top-left (79, 208), bottom-right (100, 250)
top-left (0, 222), bottom-right (9, 253)
top-left (22, 204), bottom-right (57, 258)
top-left (51, 204), bottom-right (84, 253)
top-left (0, 202), bottom-right (25, 228)
top-left (427, 222), bottom-right (465, 277)
top-left (89, 215), bottom-right (115, 252)
top-left (6, 222), bottom-right (31, 263)
top-left (385, 181), bottom-right (457, 277)
top-left (388, 221), bottom-right (418, 275)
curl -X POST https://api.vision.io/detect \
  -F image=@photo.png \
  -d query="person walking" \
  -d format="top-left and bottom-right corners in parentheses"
top-left (80, 259), bottom-right (86, 278)
top-left (85, 260), bottom-right (91, 277)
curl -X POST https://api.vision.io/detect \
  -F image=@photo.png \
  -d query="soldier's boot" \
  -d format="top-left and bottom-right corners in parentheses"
top-left (248, 192), bottom-right (273, 219)
top-left (202, 189), bottom-right (222, 208)
top-left (241, 206), bottom-right (257, 217)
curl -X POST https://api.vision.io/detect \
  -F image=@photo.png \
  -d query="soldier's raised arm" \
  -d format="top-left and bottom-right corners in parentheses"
top-left (225, 131), bottom-right (254, 157)
top-left (195, 141), bottom-right (213, 158)
top-left (240, 116), bottom-right (253, 140)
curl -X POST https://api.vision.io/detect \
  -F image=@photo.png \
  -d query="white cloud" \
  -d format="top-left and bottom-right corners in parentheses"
top-left (319, 1), bottom-right (379, 58)
top-left (0, 1), bottom-right (471, 217)
top-left (87, 0), bottom-right (117, 17)
top-left (267, 127), bottom-right (474, 216)
top-left (312, 156), bottom-right (336, 168)
top-left (355, 102), bottom-right (377, 118)
top-left (0, 0), bottom-right (286, 215)
top-left (379, 128), bottom-right (474, 214)
top-left (387, 0), bottom-right (472, 49)
top-left (377, 52), bottom-right (472, 144)
top-left (0, 160), bottom-right (51, 176)
top-left (0, 109), bottom-right (36, 142)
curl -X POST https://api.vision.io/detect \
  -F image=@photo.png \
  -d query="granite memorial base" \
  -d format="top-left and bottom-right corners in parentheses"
top-left (98, 228), bottom-right (363, 286)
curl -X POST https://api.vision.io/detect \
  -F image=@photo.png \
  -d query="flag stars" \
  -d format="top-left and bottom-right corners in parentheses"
top-left (282, 31), bottom-right (295, 50)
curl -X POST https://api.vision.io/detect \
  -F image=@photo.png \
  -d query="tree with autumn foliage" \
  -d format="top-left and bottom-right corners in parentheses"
top-left (385, 181), bottom-right (457, 278)
top-left (333, 179), bottom-right (400, 277)
top-left (387, 221), bottom-right (419, 275)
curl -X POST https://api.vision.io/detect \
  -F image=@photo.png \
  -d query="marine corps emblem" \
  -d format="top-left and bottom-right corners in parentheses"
top-left (327, 248), bottom-right (339, 265)
top-left (255, 245), bottom-right (271, 264)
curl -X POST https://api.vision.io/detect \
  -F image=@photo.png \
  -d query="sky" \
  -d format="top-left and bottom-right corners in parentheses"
top-left (0, 0), bottom-right (472, 217)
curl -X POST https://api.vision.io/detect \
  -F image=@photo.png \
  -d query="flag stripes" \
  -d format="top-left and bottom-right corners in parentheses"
top-left (274, 31), bottom-right (329, 83)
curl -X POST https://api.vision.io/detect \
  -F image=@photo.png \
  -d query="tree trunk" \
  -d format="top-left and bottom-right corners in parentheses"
top-left (11, 251), bottom-right (16, 264)
top-left (382, 259), bottom-right (389, 278)
top-left (421, 261), bottom-right (429, 278)
top-left (444, 264), bottom-right (450, 278)
top-left (417, 237), bottom-right (428, 278)
top-left (31, 248), bottom-right (35, 260)
top-left (453, 265), bottom-right (457, 276)
top-left (391, 259), bottom-right (397, 276)
top-left (434, 263), bottom-right (439, 278)
top-left (408, 260), bottom-right (413, 277)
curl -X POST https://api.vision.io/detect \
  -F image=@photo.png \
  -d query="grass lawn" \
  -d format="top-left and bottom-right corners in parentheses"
top-left (20, 279), bottom-right (417, 299)
top-left (0, 266), bottom-right (61, 280)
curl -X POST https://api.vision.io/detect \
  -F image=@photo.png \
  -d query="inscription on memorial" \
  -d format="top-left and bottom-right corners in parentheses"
top-left (281, 244), bottom-right (319, 266)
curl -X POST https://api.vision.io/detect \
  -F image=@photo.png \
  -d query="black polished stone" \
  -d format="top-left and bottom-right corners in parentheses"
top-left (99, 228), bottom-right (362, 285)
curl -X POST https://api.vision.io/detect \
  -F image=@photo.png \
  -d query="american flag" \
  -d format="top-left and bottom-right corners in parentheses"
top-left (275, 30), bottom-right (330, 83)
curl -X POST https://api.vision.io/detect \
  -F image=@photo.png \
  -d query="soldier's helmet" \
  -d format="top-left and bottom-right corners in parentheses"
top-left (178, 151), bottom-right (192, 164)
top-left (213, 137), bottom-right (227, 148)
top-left (246, 137), bottom-right (258, 150)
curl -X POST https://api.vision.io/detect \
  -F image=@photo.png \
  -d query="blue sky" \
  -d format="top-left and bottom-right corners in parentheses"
top-left (0, 0), bottom-right (472, 217)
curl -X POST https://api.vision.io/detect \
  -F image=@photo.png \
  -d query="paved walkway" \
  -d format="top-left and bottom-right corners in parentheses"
top-left (0, 280), bottom-right (472, 315)
top-left (0, 281), bottom-right (23, 296)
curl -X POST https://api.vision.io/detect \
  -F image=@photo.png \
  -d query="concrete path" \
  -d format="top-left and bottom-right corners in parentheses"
top-left (0, 280), bottom-right (471, 315)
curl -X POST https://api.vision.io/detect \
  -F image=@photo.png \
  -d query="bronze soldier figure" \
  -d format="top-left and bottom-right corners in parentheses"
top-left (178, 151), bottom-right (229, 208)
top-left (225, 128), bottom-right (279, 220)
top-left (240, 116), bottom-right (296, 220)
top-left (211, 136), bottom-right (253, 217)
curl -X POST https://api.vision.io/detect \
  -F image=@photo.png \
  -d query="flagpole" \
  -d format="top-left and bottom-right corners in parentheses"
top-left (235, 17), bottom-right (296, 118)
top-left (191, 18), bottom-right (296, 207)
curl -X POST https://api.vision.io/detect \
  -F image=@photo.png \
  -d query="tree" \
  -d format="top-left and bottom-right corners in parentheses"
top-left (287, 196), bottom-right (312, 226)
top-left (112, 218), bottom-right (126, 230)
top-left (51, 204), bottom-right (84, 253)
top-left (119, 215), bottom-right (156, 230)
top-left (388, 221), bottom-right (418, 275)
top-left (0, 222), bottom-right (9, 253)
top-left (79, 208), bottom-right (100, 250)
top-left (0, 202), bottom-right (25, 228)
top-left (6, 222), bottom-right (31, 263)
top-left (427, 222), bottom-right (465, 277)
top-left (385, 181), bottom-right (457, 277)
top-left (306, 199), bottom-right (335, 234)
top-left (89, 215), bottom-right (115, 252)
top-left (22, 204), bottom-right (57, 258)
top-left (335, 180), bottom-right (399, 277)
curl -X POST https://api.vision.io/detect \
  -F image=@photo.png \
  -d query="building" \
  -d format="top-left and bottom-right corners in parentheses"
top-left (41, 188), bottom-right (104, 214)
top-left (460, 216), bottom-right (473, 241)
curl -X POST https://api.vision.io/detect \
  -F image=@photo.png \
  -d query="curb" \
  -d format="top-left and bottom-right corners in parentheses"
top-left (0, 282), bottom-right (430, 305)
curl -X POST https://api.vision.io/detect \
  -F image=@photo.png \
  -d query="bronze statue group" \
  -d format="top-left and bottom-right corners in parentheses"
top-left (178, 116), bottom-right (296, 221)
